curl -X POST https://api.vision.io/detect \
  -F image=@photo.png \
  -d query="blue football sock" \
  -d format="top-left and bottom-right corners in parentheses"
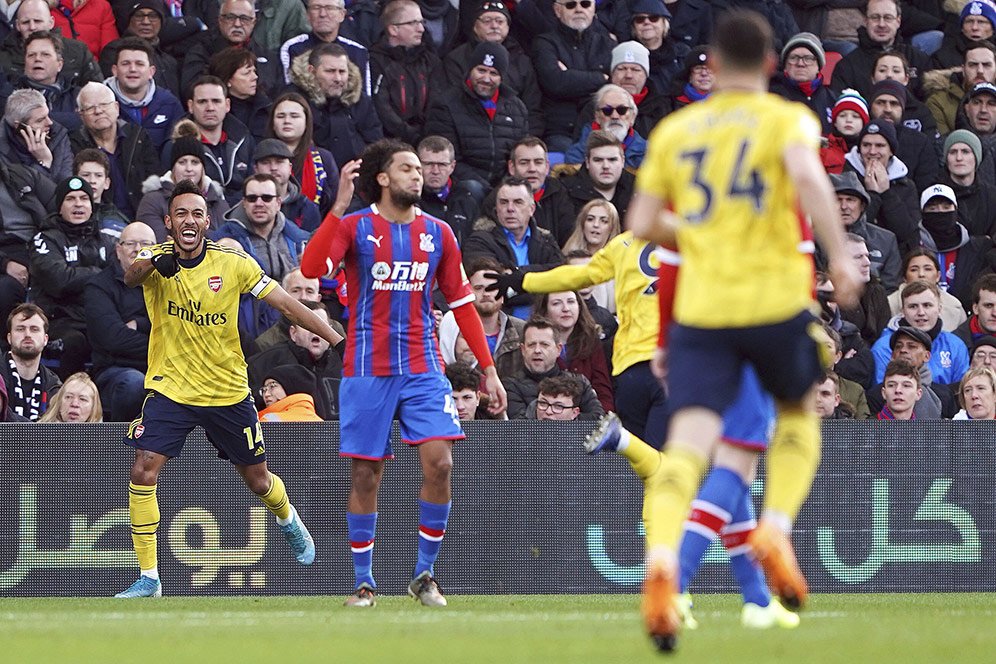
top-left (724, 487), bottom-right (771, 607)
top-left (346, 512), bottom-right (377, 589)
top-left (415, 500), bottom-right (451, 578)
top-left (678, 467), bottom-right (744, 592)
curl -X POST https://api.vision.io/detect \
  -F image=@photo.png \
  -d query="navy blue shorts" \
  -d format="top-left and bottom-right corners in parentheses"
top-left (339, 373), bottom-right (465, 461)
top-left (668, 311), bottom-right (824, 416)
top-left (125, 391), bottom-right (267, 466)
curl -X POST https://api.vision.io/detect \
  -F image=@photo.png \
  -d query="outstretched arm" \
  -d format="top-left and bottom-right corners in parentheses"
top-left (262, 285), bottom-right (344, 347)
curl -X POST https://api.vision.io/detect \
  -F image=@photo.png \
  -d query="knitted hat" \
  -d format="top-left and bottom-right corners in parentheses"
top-left (469, 41), bottom-right (508, 77)
top-left (781, 32), bottom-right (826, 70)
top-left (473, 0), bottom-right (511, 23)
top-left (860, 119), bottom-right (898, 153)
top-left (919, 183), bottom-right (959, 210)
top-left (890, 324), bottom-right (933, 351)
top-left (944, 128), bottom-right (983, 165)
top-left (869, 79), bottom-right (908, 108)
top-left (961, 0), bottom-right (996, 29)
top-left (972, 335), bottom-right (996, 354)
top-left (630, 0), bottom-right (671, 18)
top-left (170, 135), bottom-right (204, 166)
top-left (129, 0), bottom-right (165, 19)
top-left (264, 364), bottom-right (318, 398)
top-left (55, 176), bottom-right (93, 207)
top-left (829, 171), bottom-right (870, 205)
top-left (611, 41), bottom-right (650, 75)
top-left (832, 88), bottom-right (870, 124)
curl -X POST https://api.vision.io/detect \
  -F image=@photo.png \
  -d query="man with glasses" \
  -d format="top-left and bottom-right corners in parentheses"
top-left (103, 38), bottom-right (184, 152)
top-left (83, 221), bottom-right (157, 421)
top-left (770, 33), bottom-right (836, 134)
top-left (247, 300), bottom-right (343, 409)
top-left (99, 0), bottom-right (181, 97)
top-left (832, 0), bottom-right (931, 98)
top-left (534, 0), bottom-right (615, 151)
top-left (0, 0), bottom-right (102, 86)
top-left (214, 173), bottom-right (309, 282)
top-left (280, 0), bottom-right (370, 93)
top-left (531, 375), bottom-right (583, 420)
top-left (565, 83), bottom-right (646, 167)
top-left (69, 81), bottom-right (161, 218)
top-left (250, 138), bottom-right (321, 232)
top-left (417, 135), bottom-right (483, 243)
top-left (627, 0), bottom-right (688, 94)
top-left (502, 317), bottom-right (603, 419)
top-left (369, 0), bottom-right (440, 144)
top-left (970, 335), bottom-right (996, 369)
top-left (180, 0), bottom-right (279, 99)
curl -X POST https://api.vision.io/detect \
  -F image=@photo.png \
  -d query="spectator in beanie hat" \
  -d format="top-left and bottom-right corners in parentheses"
top-left (867, 78), bottom-right (939, 192)
top-left (822, 89), bottom-right (869, 173)
top-left (770, 32), bottom-right (836, 133)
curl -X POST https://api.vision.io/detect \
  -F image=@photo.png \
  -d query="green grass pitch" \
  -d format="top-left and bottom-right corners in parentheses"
top-left (1, 594), bottom-right (993, 663)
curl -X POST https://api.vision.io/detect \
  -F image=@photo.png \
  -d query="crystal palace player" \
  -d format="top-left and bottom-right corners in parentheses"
top-left (300, 139), bottom-right (507, 608)
top-left (627, 10), bottom-right (862, 649)
top-left (115, 180), bottom-right (344, 598)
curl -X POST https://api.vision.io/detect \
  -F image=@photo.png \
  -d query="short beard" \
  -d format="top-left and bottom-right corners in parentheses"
top-left (11, 345), bottom-right (41, 361)
top-left (604, 122), bottom-right (628, 142)
top-left (389, 187), bottom-right (421, 209)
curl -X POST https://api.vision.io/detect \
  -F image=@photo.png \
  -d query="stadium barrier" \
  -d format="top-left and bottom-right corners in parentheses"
top-left (1, 420), bottom-right (993, 597)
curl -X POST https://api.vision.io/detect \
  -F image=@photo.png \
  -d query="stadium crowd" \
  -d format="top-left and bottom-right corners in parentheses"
top-left (2, 0), bottom-right (996, 425)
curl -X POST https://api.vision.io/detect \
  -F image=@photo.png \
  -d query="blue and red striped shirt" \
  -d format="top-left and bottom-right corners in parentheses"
top-left (323, 205), bottom-right (473, 377)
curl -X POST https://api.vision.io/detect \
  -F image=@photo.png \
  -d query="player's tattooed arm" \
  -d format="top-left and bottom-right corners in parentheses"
top-left (123, 253), bottom-right (157, 287)
top-left (263, 284), bottom-right (345, 347)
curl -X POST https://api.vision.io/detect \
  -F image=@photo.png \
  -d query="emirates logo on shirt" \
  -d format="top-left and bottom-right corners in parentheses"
top-left (208, 276), bottom-right (223, 292)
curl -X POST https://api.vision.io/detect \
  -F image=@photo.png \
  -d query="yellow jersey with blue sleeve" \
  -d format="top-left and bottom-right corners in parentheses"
top-left (522, 231), bottom-right (659, 375)
top-left (137, 240), bottom-right (276, 406)
top-left (636, 90), bottom-right (820, 329)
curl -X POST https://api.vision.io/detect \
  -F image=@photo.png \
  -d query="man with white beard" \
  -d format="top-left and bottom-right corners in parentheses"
top-left (564, 84), bottom-right (647, 168)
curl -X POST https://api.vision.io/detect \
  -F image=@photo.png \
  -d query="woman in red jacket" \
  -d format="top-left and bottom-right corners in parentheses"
top-left (51, 0), bottom-right (119, 58)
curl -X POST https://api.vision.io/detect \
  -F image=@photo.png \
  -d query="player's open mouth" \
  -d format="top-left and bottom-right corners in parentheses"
top-left (181, 230), bottom-right (198, 240)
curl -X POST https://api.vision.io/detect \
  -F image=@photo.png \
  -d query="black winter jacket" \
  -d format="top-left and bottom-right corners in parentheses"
top-left (831, 27), bottom-right (931, 98)
top-left (0, 162), bottom-right (56, 271)
top-left (462, 216), bottom-right (565, 310)
top-left (29, 213), bottom-right (114, 330)
top-left (768, 72), bottom-right (838, 134)
top-left (162, 115), bottom-right (255, 204)
top-left (70, 120), bottom-right (160, 215)
top-left (560, 166), bottom-right (636, 219)
top-left (83, 259), bottom-right (150, 376)
top-left (534, 22), bottom-right (614, 140)
top-left (369, 39), bottom-right (441, 144)
top-left (942, 173), bottom-right (996, 239)
top-left (424, 82), bottom-right (530, 186)
top-left (442, 37), bottom-right (545, 137)
top-left (0, 28), bottom-right (103, 87)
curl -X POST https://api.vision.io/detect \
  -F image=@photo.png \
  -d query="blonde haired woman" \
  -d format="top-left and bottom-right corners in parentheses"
top-left (954, 367), bottom-right (996, 420)
top-left (38, 372), bottom-right (103, 422)
top-left (561, 200), bottom-right (621, 312)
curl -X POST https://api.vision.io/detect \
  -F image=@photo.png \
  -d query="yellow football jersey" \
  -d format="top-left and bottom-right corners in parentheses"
top-left (523, 232), bottom-right (659, 375)
top-left (637, 90), bottom-right (820, 328)
top-left (138, 240), bottom-right (276, 406)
